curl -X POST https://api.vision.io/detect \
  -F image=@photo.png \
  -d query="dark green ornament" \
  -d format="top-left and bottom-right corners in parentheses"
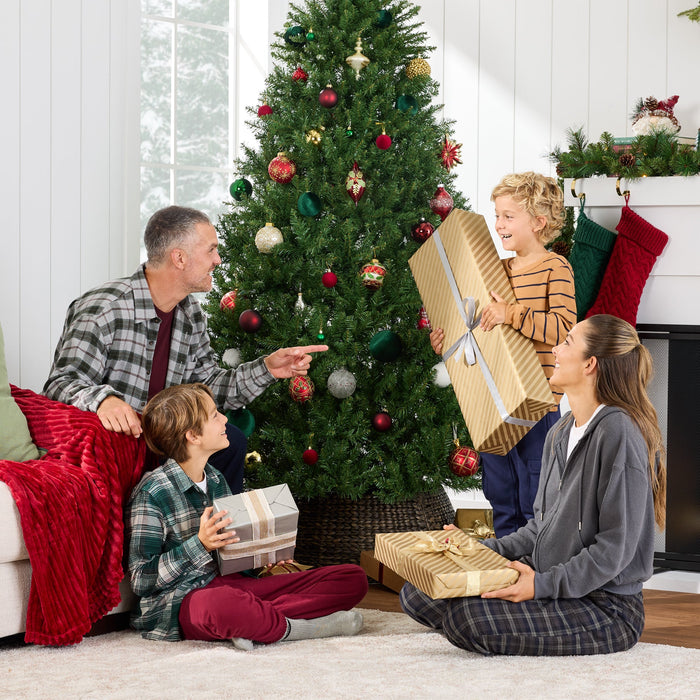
top-left (284, 26), bottom-right (307, 48)
top-left (306, 29), bottom-right (315, 41)
top-left (369, 330), bottom-right (402, 362)
top-left (376, 10), bottom-right (393, 28)
top-left (297, 191), bottom-right (322, 217)
top-left (396, 95), bottom-right (419, 115)
top-left (226, 408), bottom-right (255, 438)
top-left (229, 178), bottom-right (252, 201)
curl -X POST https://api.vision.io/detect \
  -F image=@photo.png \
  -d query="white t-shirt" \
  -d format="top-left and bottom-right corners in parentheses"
top-left (194, 474), bottom-right (208, 493)
top-left (566, 404), bottom-right (606, 459)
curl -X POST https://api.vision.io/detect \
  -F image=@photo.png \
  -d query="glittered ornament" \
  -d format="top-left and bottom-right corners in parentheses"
top-left (245, 451), bottom-right (262, 469)
top-left (292, 66), bottom-right (308, 83)
top-left (345, 161), bottom-right (366, 205)
top-left (369, 330), bottom-right (402, 362)
top-left (411, 218), bottom-right (434, 243)
top-left (327, 368), bottom-right (356, 399)
top-left (396, 94), bottom-right (419, 115)
top-left (289, 376), bottom-right (314, 403)
top-left (372, 411), bottom-right (392, 431)
top-left (239, 309), bottom-right (262, 333)
top-left (440, 135), bottom-right (462, 171)
top-left (305, 127), bottom-right (324, 145)
top-left (283, 26), bottom-right (307, 48)
top-left (429, 184), bottom-right (454, 221)
top-left (295, 289), bottom-right (307, 312)
top-left (297, 191), bottom-right (322, 217)
top-left (229, 178), bottom-right (252, 201)
top-left (222, 348), bottom-right (241, 368)
top-left (219, 289), bottom-right (238, 311)
top-left (405, 56), bottom-right (431, 79)
top-left (432, 362), bottom-right (451, 387)
top-left (417, 306), bottom-right (431, 331)
top-left (321, 269), bottom-right (338, 288)
top-left (319, 84), bottom-right (339, 108)
top-left (255, 222), bottom-right (283, 253)
top-left (302, 447), bottom-right (319, 465)
top-left (449, 439), bottom-right (480, 477)
top-left (360, 258), bottom-right (386, 289)
top-left (345, 36), bottom-right (370, 79)
top-left (257, 103), bottom-right (273, 117)
top-left (268, 152), bottom-right (296, 184)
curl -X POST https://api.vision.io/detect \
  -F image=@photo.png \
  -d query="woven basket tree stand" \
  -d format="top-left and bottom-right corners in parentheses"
top-left (293, 490), bottom-right (455, 567)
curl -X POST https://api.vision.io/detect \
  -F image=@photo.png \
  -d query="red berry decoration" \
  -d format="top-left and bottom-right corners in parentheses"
top-left (292, 66), bottom-right (308, 82)
top-left (429, 184), bottom-right (454, 221)
top-left (318, 84), bottom-right (338, 108)
top-left (268, 152), bottom-right (296, 184)
top-left (372, 411), bottom-right (392, 431)
top-left (239, 309), bottom-right (262, 333)
top-left (302, 448), bottom-right (319, 465)
top-left (289, 376), bottom-right (314, 403)
top-left (322, 270), bottom-right (338, 288)
top-left (257, 103), bottom-right (273, 117)
top-left (449, 440), bottom-right (480, 477)
top-left (219, 289), bottom-right (238, 312)
top-left (411, 218), bottom-right (435, 243)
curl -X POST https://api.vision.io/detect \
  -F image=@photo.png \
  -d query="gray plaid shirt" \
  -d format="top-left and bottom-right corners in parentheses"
top-left (43, 264), bottom-right (275, 412)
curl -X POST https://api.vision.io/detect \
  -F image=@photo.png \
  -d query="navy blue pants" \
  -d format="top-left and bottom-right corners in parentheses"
top-left (481, 409), bottom-right (560, 537)
top-left (207, 422), bottom-right (247, 494)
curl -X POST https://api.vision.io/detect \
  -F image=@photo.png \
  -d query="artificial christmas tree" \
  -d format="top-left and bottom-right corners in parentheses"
top-left (206, 0), bottom-right (473, 566)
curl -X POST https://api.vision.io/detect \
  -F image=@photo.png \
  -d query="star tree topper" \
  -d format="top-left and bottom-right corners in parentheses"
top-left (440, 135), bottom-right (462, 171)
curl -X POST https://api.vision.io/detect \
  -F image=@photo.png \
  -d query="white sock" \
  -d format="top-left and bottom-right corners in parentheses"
top-left (231, 637), bottom-right (254, 651)
top-left (282, 610), bottom-right (363, 642)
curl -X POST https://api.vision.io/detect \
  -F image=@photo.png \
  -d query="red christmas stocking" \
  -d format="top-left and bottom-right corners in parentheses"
top-left (586, 202), bottom-right (668, 325)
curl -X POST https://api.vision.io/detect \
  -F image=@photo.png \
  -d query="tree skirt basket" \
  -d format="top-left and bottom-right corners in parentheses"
top-left (293, 490), bottom-right (455, 567)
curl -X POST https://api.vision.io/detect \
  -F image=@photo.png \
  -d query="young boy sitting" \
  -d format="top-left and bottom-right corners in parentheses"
top-left (125, 382), bottom-right (368, 648)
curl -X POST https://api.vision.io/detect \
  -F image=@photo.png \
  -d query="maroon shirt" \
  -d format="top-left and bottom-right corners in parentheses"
top-left (148, 306), bottom-right (174, 400)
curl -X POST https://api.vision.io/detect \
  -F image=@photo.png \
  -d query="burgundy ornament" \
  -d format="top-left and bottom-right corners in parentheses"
top-left (449, 442), bottom-right (480, 477)
top-left (376, 133), bottom-right (392, 150)
top-left (429, 184), bottom-right (454, 222)
top-left (239, 309), bottom-right (262, 333)
top-left (302, 448), bottom-right (319, 465)
top-left (411, 218), bottom-right (435, 243)
top-left (257, 103), bottom-right (273, 117)
top-left (322, 270), bottom-right (338, 288)
top-left (318, 84), bottom-right (338, 108)
top-left (345, 161), bottom-right (366, 205)
top-left (372, 411), bottom-right (392, 432)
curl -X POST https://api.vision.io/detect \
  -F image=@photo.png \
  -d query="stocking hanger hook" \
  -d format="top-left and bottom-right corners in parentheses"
top-left (615, 177), bottom-right (630, 199)
top-left (570, 178), bottom-right (585, 201)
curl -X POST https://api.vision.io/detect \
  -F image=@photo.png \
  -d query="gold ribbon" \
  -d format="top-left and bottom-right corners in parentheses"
top-left (407, 531), bottom-right (477, 560)
top-left (465, 519), bottom-right (496, 539)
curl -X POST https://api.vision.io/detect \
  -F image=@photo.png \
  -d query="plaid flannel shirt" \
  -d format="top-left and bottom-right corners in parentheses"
top-left (43, 264), bottom-right (275, 412)
top-left (125, 459), bottom-right (232, 640)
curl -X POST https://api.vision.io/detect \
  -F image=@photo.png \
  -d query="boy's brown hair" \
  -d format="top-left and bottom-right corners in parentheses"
top-left (491, 171), bottom-right (564, 244)
top-left (141, 383), bottom-right (215, 464)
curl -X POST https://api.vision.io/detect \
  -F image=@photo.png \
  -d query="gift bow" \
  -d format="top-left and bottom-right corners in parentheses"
top-left (408, 531), bottom-right (476, 556)
top-left (465, 519), bottom-right (496, 539)
top-left (432, 230), bottom-right (536, 429)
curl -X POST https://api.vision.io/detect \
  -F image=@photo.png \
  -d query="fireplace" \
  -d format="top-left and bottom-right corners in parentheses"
top-left (638, 324), bottom-right (700, 572)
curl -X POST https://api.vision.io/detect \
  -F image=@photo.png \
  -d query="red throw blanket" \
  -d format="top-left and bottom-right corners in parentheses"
top-left (0, 387), bottom-right (145, 645)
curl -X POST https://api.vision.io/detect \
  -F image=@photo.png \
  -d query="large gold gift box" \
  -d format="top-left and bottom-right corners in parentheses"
top-left (374, 529), bottom-right (518, 599)
top-left (408, 209), bottom-right (554, 454)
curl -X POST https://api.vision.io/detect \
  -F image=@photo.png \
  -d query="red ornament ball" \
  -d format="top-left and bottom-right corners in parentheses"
top-left (411, 218), bottom-right (435, 243)
top-left (376, 133), bottom-right (392, 150)
top-left (429, 184), bottom-right (454, 222)
top-left (449, 445), bottom-right (480, 477)
top-left (372, 411), bottom-right (392, 431)
top-left (292, 66), bottom-right (308, 82)
top-left (302, 448), bottom-right (319, 465)
top-left (318, 84), bottom-right (338, 108)
top-left (268, 152), bottom-right (296, 184)
top-left (416, 306), bottom-right (432, 331)
top-left (322, 270), bottom-right (338, 288)
top-left (238, 309), bottom-right (262, 333)
top-left (257, 103), bottom-right (273, 117)
top-left (289, 376), bottom-right (314, 403)
top-left (219, 289), bottom-right (238, 312)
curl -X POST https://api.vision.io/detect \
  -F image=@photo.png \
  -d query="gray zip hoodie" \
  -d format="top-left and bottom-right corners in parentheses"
top-left (483, 405), bottom-right (655, 599)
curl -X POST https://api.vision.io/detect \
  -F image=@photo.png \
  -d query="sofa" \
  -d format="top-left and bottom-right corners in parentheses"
top-left (0, 323), bottom-right (145, 644)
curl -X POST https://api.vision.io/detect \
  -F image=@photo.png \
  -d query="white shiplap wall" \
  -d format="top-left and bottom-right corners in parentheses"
top-left (1, 0), bottom-right (699, 392)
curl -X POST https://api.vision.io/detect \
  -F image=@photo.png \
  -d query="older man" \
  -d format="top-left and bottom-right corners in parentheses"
top-left (44, 205), bottom-right (326, 492)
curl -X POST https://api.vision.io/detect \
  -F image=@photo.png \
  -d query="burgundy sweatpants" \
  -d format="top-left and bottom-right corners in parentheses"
top-left (178, 564), bottom-right (368, 644)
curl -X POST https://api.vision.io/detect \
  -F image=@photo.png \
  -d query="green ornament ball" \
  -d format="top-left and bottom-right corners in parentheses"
top-left (396, 95), bottom-right (419, 115)
top-left (229, 178), bottom-right (253, 201)
top-left (369, 330), bottom-right (402, 362)
top-left (226, 408), bottom-right (255, 438)
top-left (376, 10), bottom-right (393, 28)
top-left (306, 30), bottom-right (315, 41)
top-left (297, 191), bottom-right (322, 217)
top-left (283, 26), bottom-right (306, 48)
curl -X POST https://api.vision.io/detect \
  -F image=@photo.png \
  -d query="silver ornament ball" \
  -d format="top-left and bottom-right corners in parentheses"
top-left (255, 222), bottom-right (283, 253)
top-left (327, 368), bottom-right (357, 399)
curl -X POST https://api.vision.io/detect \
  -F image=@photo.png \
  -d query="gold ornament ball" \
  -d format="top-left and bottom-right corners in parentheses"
top-left (305, 128), bottom-right (323, 145)
top-left (255, 222), bottom-right (284, 253)
top-left (405, 56), bottom-right (431, 79)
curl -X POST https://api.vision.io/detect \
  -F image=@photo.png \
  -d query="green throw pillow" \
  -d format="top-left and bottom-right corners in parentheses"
top-left (0, 322), bottom-right (41, 461)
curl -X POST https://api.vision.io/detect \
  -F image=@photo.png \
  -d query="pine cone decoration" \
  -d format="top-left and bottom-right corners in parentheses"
top-left (643, 97), bottom-right (658, 111)
top-left (555, 163), bottom-right (565, 177)
top-left (551, 240), bottom-right (571, 258)
top-left (619, 153), bottom-right (636, 168)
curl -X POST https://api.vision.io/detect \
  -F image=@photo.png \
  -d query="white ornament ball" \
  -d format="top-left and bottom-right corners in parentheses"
top-left (327, 368), bottom-right (357, 399)
top-left (432, 362), bottom-right (451, 388)
top-left (255, 222), bottom-right (283, 253)
top-left (222, 348), bottom-right (242, 368)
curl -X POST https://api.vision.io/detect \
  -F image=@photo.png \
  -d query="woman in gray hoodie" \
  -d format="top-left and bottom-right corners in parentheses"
top-left (401, 314), bottom-right (667, 655)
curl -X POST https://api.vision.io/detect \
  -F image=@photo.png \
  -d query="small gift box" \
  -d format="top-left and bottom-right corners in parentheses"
top-left (408, 209), bottom-right (555, 454)
top-left (454, 508), bottom-right (495, 539)
top-left (213, 484), bottom-right (298, 575)
top-left (374, 529), bottom-right (517, 599)
top-left (360, 550), bottom-right (407, 594)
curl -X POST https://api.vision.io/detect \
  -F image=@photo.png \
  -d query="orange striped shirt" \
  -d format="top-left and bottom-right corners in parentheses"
top-left (502, 252), bottom-right (576, 404)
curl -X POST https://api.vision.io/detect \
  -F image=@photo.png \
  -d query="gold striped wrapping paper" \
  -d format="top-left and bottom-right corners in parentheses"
top-left (374, 529), bottom-right (518, 599)
top-left (213, 484), bottom-right (298, 574)
top-left (408, 209), bottom-right (554, 455)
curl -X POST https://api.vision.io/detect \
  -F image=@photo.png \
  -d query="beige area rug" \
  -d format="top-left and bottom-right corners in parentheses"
top-left (1, 609), bottom-right (697, 699)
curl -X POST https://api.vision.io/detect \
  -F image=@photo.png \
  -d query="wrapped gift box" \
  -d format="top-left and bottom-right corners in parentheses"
top-left (360, 550), bottom-right (407, 594)
top-left (454, 508), bottom-right (495, 539)
top-left (408, 209), bottom-right (555, 454)
top-left (213, 483), bottom-right (298, 575)
top-left (374, 529), bottom-right (517, 599)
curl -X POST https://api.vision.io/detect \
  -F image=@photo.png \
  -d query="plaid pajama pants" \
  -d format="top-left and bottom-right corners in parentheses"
top-left (400, 582), bottom-right (645, 656)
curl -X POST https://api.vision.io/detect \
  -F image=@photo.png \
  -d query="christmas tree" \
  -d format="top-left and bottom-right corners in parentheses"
top-left (205, 0), bottom-right (476, 513)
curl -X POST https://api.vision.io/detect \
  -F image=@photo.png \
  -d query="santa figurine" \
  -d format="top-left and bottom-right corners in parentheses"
top-left (631, 95), bottom-right (680, 136)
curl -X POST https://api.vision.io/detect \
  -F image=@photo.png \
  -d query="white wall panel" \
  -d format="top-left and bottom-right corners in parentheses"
top-left (627, 1), bottom-right (668, 106)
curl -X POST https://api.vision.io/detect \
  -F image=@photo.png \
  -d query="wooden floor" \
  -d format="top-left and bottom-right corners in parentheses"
top-left (357, 583), bottom-right (700, 650)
